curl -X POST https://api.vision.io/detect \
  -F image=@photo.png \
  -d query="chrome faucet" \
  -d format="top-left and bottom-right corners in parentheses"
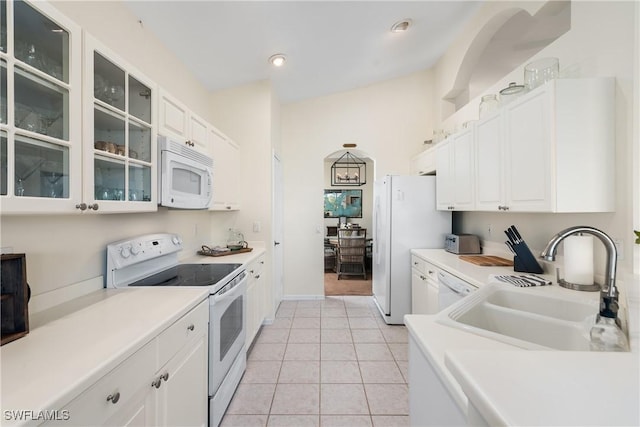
top-left (541, 225), bottom-right (620, 320)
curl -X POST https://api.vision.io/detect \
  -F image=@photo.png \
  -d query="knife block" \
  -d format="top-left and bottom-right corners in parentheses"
top-left (513, 255), bottom-right (544, 274)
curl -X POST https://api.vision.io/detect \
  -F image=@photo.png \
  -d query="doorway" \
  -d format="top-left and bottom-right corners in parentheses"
top-left (323, 149), bottom-right (375, 296)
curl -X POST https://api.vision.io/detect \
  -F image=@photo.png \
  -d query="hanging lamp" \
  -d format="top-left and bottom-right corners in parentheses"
top-left (331, 152), bottom-right (366, 186)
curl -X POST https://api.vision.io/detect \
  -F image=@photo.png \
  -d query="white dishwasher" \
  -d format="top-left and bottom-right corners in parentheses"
top-left (437, 269), bottom-right (476, 311)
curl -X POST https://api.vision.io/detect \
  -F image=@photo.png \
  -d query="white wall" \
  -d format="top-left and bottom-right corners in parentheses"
top-left (431, 1), bottom-right (637, 277)
top-left (281, 70), bottom-right (434, 296)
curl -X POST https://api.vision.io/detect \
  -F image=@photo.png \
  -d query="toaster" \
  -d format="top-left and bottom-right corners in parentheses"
top-left (444, 233), bottom-right (481, 254)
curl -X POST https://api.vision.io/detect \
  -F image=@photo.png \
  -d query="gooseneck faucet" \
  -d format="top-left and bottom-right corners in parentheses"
top-left (541, 225), bottom-right (620, 320)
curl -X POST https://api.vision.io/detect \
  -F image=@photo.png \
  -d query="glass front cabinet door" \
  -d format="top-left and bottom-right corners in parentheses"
top-left (0, 0), bottom-right (83, 214)
top-left (83, 35), bottom-right (157, 213)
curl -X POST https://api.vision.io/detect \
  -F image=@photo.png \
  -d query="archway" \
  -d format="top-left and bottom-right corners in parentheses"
top-left (322, 149), bottom-right (376, 296)
top-left (443, 1), bottom-right (570, 115)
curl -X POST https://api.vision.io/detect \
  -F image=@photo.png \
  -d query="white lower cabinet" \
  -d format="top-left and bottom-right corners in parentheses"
top-left (409, 334), bottom-right (466, 427)
top-left (411, 255), bottom-right (439, 315)
top-left (246, 255), bottom-right (266, 347)
top-left (45, 299), bottom-right (209, 427)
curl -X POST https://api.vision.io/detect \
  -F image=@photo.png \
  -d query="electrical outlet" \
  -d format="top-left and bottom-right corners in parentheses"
top-left (253, 221), bottom-right (261, 233)
top-left (614, 238), bottom-right (624, 260)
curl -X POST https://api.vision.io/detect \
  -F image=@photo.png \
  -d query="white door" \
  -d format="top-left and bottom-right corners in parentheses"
top-left (272, 152), bottom-right (284, 314)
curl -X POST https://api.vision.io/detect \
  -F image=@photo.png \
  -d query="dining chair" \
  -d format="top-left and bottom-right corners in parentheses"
top-left (336, 229), bottom-right (367, 279)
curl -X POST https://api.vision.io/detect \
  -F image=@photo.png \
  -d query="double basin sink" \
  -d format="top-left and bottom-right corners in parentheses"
top-left (436, 283), bottom-right (600, 351)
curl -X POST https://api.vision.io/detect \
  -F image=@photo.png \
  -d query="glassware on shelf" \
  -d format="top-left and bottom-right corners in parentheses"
top-left (524, 57), bottom-right (559, 91)
top-left (479, 94), bottom-right (499, 119)
top-left (499, 82), bottom-right (526, 106)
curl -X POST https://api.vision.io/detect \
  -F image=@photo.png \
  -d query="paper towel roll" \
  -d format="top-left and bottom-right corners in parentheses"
top-left (564, 234), bottom-right (594, 285)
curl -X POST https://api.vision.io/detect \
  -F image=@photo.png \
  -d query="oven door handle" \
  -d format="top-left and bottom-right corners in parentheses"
top-left (213, 273), bottom-right (247, 303)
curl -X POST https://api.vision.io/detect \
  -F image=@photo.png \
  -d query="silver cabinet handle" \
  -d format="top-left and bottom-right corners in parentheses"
top-left (106, 392), bottom-right (120, 404)
top-left (161, 372), bottom-right (169, 381)
top-left (75, 203), bottom-right (87, 211)
top-left (88, 203), bottom-right (99, 210)
top-left (187, 324), bottom-right (195, 331)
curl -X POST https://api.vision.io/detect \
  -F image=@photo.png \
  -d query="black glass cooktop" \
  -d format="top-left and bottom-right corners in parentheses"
top-left (129, 263), bottom-right (242, 287)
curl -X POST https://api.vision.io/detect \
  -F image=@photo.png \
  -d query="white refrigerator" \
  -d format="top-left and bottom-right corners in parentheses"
top-left (372, 175), bottom-right (451, 324)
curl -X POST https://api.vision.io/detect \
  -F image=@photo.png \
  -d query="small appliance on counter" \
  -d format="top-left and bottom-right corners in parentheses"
top-left (444, 233), bottom-right (481, 255)
top-left (1, 254), bottom-right (30, 346)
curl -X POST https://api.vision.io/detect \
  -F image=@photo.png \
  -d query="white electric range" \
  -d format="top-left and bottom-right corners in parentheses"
top-left (106, 233), bottom-right (246, 427)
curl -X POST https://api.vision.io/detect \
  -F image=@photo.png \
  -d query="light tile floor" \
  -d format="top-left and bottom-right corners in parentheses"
top-left (221, 296), bottom-right (410, 427)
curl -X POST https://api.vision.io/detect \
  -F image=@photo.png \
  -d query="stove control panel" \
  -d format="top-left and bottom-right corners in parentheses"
top-left (106, 233), bottom-right (183, 287)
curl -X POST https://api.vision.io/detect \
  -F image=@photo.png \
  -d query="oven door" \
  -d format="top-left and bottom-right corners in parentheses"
top-left (209, 271), bottom-right (247, 395)
top-left (159, 149), bottom-right (212, 209)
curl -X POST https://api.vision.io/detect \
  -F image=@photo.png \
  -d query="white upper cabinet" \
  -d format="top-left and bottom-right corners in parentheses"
top-left (0, 0), bottom-right (83, 214)
top-left (83, 34), bottom-right (157, 213)
top-left (158, 89), bottom-right (211, 156)
top-left (209, 127), bottom-right (241, 211)
top-left (475, 78), bottom-right (615, 213)
top-left (410, 146), bottom-right (436, 176)
top-left (475, 113), bottom-right (505, 211)
top-left (436, 128), bottom-right (474, 211)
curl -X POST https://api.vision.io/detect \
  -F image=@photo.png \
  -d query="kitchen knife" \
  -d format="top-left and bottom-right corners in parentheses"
top-left (510, 225), bottom-right (523, 243)
top-left (505, 241), bottom-right (516, 254)
top-left (504, 228), bottom-right (518, 244)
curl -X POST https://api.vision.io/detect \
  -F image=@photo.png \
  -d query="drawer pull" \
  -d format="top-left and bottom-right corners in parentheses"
top-left (152, 371), bottom-right (170, 388)
top-left (428, 270), bottom-right (434, 274)
top-left (106, 392), bottom-right (120, 404)
top-left (187, 324), bottom-right (195, 331)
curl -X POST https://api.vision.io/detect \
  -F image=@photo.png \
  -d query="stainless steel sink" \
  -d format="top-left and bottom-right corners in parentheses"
top-left (436, 283), bottom-right (598, 350)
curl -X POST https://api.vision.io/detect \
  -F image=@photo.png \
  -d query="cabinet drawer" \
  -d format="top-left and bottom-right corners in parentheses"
top-left (411, 255), bottom-right (427, 275)
top-left (423, 261), bottom-right (439, 282)
top-left (248, 257), bottom-right (265, 282)
top-left (58, 340), bottom-right (156, 426)
top-left (158, 299), bottom-right (208, 368)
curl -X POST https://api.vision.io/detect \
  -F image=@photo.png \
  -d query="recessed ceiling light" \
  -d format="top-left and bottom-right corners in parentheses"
top-left (269, 54), bottom-right (286, 67)
top-left (391, 19), bottom-right (412, 33)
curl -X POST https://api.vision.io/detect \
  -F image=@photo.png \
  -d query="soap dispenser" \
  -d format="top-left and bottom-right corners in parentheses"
top-left (589, 293), bottom-right (629, 352)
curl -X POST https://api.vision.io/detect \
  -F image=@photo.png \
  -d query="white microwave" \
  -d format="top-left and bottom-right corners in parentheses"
top-left (158, 135), bottom-right (213, 209)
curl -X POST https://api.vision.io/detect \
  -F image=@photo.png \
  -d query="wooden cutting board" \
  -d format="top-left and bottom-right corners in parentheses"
top-left (459, 255), bottom-right (514, 267)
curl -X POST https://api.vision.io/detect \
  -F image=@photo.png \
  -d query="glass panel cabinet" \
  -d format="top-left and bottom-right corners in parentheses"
top-left (0, 0), bottom-right (82, 214)
top-left (83, 34), bottom-right (156, 212)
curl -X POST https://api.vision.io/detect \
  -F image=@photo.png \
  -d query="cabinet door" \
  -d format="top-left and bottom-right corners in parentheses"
top-left (410, 148), bottom-right (436, 176)
top-left (0, 0), bottom-right (83, 214)
top-left (435, 139), bottom-right (453, 211)
top-left (158, 90), bottom-right (187, 140)
top-left (155, 332), bottom-right (208, 427)
top-left (504, 89), bottom-right (553, 212)
top-left (188, 112), bottom-right (209, 155)
top-left (475, 113), bottom-right (504, 211)
top-left (452, 129), bottom-right (474, 210)
top-left (83, 35), bottom-right (157, 213)
top-left (411, 268), bottom-right (429, 315)
top-left (210, 127), bottom-right (241, 210)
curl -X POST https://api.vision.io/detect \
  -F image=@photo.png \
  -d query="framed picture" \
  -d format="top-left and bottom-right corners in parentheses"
top-left (324, 189), bottom-right (362, 218)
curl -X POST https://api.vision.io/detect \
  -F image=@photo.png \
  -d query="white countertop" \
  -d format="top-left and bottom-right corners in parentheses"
top-left (407, 249), bottom-right (640, 427)
top-left (1, 287), bottom-right (209, 417)
top-left (445, 350), bottom-right (640, 427)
